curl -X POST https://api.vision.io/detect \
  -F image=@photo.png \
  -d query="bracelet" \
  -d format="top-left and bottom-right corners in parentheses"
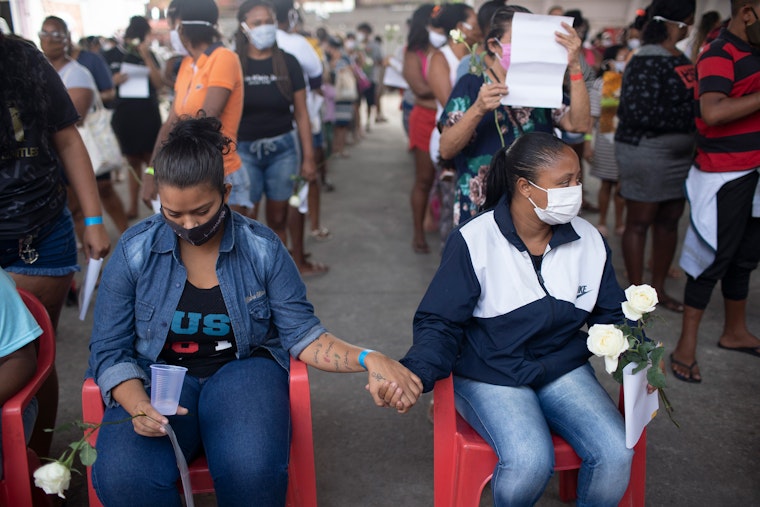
top-left (584, 133), bottom-right (593, 141)
top-left (144, 166), bottom-right (154, 176)
top-left (570, 72), bottom-right (584, 81)
top-left (358, 349), bottom-right (374, 370)
top-left (84, 216), bottom-right (103, 226)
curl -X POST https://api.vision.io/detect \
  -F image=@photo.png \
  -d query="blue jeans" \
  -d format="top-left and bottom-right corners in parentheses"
top-left (92, 357), bottom-right (290, 507)
top-left (454, 363), bottom-right (632, 507)
top-left (1, 208), bottom-right (78, 276)
top-left (239, 131), bottom-right (299, 204)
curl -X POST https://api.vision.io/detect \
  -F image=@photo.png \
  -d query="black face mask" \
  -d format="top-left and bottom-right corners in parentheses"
top-left (162, 203), bottom-right (228, 246)
top-left (747, 8), bottom-right (760, 48)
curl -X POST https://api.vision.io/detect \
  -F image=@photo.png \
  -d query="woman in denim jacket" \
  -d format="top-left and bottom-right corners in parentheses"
top-left (88, 116), bottom-right (422, 507)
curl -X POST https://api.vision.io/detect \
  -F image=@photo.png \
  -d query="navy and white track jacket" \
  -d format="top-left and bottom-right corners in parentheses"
top-left (400, 199), bottom-right (626, 393)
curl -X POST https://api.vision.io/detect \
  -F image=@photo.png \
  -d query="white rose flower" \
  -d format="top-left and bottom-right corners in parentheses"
top-left (622, 284), bottom-right (658, 321)
top-left (288, 194), bottom-right (301, 208)
top-left (34, 461), bottom-right (71, 499)
top-left (587, 324), bottom-right (629, 374)
top-left (449, 29), bottom-right (464, 43)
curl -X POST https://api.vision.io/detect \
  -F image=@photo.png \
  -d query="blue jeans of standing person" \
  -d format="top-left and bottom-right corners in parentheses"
top-left (92, 356), bottom-right (290, 507)
top-left (454, 363), bottom-right (632, 507)
top-left (239, 130), bottom-right (299, 204)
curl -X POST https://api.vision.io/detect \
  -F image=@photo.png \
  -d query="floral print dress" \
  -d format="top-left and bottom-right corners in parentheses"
top-left (441, 73), bottom-right (567, 224)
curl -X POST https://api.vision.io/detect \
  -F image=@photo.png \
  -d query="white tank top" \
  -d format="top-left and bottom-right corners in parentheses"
top-left (430, 45), bottom-right (465, 165)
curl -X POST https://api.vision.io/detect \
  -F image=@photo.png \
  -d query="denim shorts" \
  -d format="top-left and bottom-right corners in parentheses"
top-left (239, 130), bottom-right (299, 203)
top-left (0, 208), bottom-right (79, 276)
top-left (224, 168), bottom-right (254, 209)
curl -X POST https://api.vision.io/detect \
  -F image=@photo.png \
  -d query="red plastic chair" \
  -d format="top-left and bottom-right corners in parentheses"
top-left (82, 356), bottom-right (317, 507)
top-left (433, 374), bottom-right (646, 506)
top-left (0, 289), bottom-right (55, 507)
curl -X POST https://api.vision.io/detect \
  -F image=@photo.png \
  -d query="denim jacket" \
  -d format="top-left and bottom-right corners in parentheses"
top-left (87, 211), bottom-right (326, 407)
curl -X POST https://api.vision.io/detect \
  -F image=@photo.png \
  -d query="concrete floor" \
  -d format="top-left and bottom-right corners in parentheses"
top-left (49, 95), bottom-right (760, 506)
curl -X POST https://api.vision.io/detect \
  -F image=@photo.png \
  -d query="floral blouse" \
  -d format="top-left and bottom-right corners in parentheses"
top-left (441, 73), bottom-right (567, 224)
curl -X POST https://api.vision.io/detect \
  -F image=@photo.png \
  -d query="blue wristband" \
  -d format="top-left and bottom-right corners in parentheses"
top-left (358, 349), bottom-right (374, 370)
top-left (84, 216), bottom-right (103, 226)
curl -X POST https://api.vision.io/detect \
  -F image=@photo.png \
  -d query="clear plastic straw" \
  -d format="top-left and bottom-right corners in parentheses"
top-left (163, 423), bottom-right (195, 507)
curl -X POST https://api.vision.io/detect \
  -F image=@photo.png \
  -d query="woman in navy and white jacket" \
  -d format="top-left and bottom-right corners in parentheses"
top-left (399, 132), bottom-right (633, 506)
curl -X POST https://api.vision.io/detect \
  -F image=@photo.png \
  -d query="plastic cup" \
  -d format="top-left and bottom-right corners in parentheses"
top-left (150, 364), bottom-right (187, 415)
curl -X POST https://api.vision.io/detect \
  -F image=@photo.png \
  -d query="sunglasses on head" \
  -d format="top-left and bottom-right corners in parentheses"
top-left (652, 16), bottom-right (689, 30)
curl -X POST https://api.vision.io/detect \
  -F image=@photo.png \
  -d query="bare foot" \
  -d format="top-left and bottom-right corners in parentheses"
top-left (298, 260), bottom-right (329, 277)
top-left (717, 329), bottom-right (760, 351)
top-left (412, 240), bottom-right (430, 254)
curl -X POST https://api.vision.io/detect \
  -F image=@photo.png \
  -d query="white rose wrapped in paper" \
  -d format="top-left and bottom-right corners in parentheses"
top-left (622, 284), bottom-right (658, 321)
top-left (288, 194), bottom-right (301, 208)
top-left (587, 324), bottom-right (629, 374)
top-left (33, 462), bottom-right (71, 498)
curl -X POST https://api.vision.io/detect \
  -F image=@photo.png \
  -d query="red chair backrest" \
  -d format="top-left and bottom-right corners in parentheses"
top-left (0, 289), bottom-right (55, 507)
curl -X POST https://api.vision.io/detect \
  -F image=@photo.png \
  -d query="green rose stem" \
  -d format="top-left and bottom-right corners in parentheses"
top-left (45, 413), bottom-right (156, 469)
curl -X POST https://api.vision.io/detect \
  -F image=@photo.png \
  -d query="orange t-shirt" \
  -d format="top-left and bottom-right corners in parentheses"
top-left (173, 44), bottom-right (243, 175)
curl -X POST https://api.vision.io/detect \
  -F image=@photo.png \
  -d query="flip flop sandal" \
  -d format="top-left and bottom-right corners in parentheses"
top-left (717, 342), bottom-right (760, 358)
top-left (670, 353), bottom-right (702, 383)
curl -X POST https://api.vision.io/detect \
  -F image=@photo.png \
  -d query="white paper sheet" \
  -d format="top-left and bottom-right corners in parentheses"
top-left (118, 62), bottom-right (150, 99)
top-left (383, 56), bottom-right (408, 89)
top-left (78, 258), bottom-right (104, 321)
top-left (502, 13), bottom-right (573, 109)
top-left (622, 362), bottom-right (659, 449)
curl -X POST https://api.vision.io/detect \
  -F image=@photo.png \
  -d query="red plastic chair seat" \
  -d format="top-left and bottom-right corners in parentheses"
top-left (0, 289), bottom-right (55, 507)
top-left (434, 374), bottom-right (646, 506)
top-left (82, 357), bottom-right (317, 506)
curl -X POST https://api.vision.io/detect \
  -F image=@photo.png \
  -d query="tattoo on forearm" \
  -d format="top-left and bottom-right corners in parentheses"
top-left (371, 371), bottom-right (386, 382)
top-left (333, 353), bottom-right (341, 372)
top-left (313, 343), bottom-right (323, 364)
top-left (343, 351), bottom-right (349, 369)
top-left (324, 341), bottom-right (335, 364)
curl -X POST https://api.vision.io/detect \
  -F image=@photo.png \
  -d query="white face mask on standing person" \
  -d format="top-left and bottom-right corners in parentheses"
top-left (527, 181), bottom-right (583, 225)
top-left (170, 29), bottom-right (188, 55)
top-left (242, 22), bottom-right (277, 50)
top-left (428, 29), bottom-right (447, 48)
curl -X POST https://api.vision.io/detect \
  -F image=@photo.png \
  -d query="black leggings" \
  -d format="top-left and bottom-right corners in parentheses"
top-left (684, 171), bottom-right (760, 309)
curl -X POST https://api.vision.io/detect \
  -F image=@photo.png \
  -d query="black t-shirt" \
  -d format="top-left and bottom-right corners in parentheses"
top-left (237, 51), bottom-right (305, 141)
top-left (0, 42), bottom-right (78, 239)
top-left (160, 281), bottom-right (237, 378)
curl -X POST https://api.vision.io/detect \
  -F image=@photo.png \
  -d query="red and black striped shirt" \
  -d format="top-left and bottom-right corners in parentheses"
top-left (695, 29), bottom-right (760, 172)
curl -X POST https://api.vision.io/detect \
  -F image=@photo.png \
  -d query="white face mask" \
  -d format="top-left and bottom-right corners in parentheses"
top-left (242, 22), bottom-right (277, 50)
top-left (613, 60), bottom-right (626, 73)
top-left (170, 29), bottom-right (188, 56)
top-left (345, 40), bottom-right (356, 50)
top-left (357, 32), bottom-right (366, 43)
top-left (527, 181), bottom-right (583, 225)
top-left (627, 38), bottom-right (641, 50)
top-left (428, 30), bottom-right (447, 48)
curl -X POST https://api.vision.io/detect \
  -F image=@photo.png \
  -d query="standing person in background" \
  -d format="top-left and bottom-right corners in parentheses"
top-left (614, 0), bottom-right (696, 314)
top-left (104, 16), bottom-right (164, 220)
top-left (141, 0), bottom-right (249, 215)
top-left (272, 0), bottom-right (329, 276)
top-left (0, 32), bottom-right (110, 456)
top-left (586, 44), bottom-right (628, 237)
top-left (672, 0), bottom-right (760, 383)
top-left (40, 16), bottom-right (130, 239)
top-left (403, 3), bottom-right (437, 255)
top-left (71, 38), bottom-right (115, 104)
top-left (325, 36), bottom-right (354, 159)
top-left (427, 3), bottom-right (481, 247)
top-left (689, 10), bottom-right (722, 62)
top-left (357, 22), bottom-right (384, 130)
top-left (234, 0), bottom-right (325, 276)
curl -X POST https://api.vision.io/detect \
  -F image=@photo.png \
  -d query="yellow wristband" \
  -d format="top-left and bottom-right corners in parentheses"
top-left (144, 167), bottom-right (154, 176)
top-left (584, 134), bottom-right (593, 141)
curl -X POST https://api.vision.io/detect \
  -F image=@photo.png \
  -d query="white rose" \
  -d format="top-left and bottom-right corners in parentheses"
top-left (622, 284), bottom-right (658, 321)
top-left (587, 324), bottom-right (629, 374)
top-left (34, 462), bottom-right (71, 499)
top-left (288, 194), bottom-right (301, 208)
top-left (449, 29), bottom-right (464, 43)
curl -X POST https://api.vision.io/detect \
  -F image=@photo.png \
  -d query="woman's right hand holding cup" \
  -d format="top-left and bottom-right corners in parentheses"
top-left (131, 398), bottom-right (188, 437)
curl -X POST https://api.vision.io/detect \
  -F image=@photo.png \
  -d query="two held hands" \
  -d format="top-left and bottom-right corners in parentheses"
top-left (362, 352), bottom-right (423, 414)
